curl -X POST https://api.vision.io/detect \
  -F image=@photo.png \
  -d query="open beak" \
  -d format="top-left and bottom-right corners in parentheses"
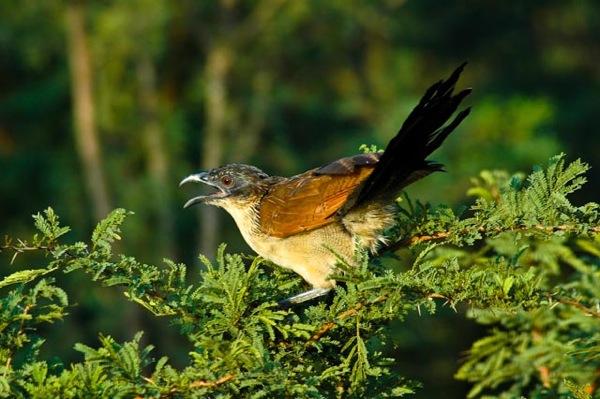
top-left (180, 172), bottom-right (224, 208)
top-left (179, 172), bottom-right (209, 187)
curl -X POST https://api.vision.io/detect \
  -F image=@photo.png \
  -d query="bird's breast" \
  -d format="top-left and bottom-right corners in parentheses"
top-left (227, 206), bottom-right (355, 288)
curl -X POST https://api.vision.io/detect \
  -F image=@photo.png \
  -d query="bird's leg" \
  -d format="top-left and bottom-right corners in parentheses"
top-left (278, 288), bottom-right (332, 309)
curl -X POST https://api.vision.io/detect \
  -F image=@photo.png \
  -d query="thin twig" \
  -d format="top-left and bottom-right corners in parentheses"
top-left (551, 296), bottom-right (600, 319)
top-left (306, 295), bottom-right (388, 345)
top-left (189, 374), bottom-right (236, 388)
top-left (160, 373), bottom-right (237, 397)
top-left (3, 305), bottom-right (32, 378)
top-left (384, 224), bottom-right (600, 253)
top-left (0, 243), bottom-right (50, 253)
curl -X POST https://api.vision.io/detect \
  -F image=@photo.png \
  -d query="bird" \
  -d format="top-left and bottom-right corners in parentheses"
top-left (181, 63), bottom-right (471, 306)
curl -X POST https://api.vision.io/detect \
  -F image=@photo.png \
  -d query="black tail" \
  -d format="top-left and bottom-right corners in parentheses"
top-left (344, 63), bottom-right (471, 212)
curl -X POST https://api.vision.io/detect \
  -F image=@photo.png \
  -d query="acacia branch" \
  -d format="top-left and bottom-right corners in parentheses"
top-left (306, 295), bottom-right (388, 345)
top-left (189, 374), bottom-right (236, 389)
top-left (550, 296), bottom-right (600, 319)
top-left (138, 374), bottom-right (236, 398)
top-left (1, 239), bottom-right (197, 321)
top-left (385, 224), bottom-right (600, 253)
top-left (306, 291), bottom-right (455, 345)
top-left (0, 243), bottom-right (50, 253)
top-left (2, 305), bottom-right (32, 378)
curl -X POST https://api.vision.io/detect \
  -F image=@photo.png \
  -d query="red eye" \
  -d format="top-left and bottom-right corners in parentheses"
top-left (220, 176), bottom-right (233, 187)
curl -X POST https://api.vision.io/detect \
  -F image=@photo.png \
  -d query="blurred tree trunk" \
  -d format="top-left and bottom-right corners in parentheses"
top-left (199, 42), bottom-right (231, 256)
top-left (235, 71), bottom-right (271, 163)
top-left (194, 0), bottom-right (284, 256)
top-left (65, 0), bottom-right (112, 221)
top-left (137, 54), bottom-right (175, 259)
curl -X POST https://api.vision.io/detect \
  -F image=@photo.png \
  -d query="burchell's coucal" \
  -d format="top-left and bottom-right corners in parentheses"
top-left (181, 64), bottom-right (471, 305)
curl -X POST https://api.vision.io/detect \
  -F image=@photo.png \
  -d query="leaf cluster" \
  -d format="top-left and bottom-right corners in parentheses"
top-left (0, 154), bottom-right (598, 398)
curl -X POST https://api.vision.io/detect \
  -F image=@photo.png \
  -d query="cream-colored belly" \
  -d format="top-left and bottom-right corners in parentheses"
top-left (221, 200), bottom-right (385, 289)
top-left (240, 223), bottom-right (355, 289)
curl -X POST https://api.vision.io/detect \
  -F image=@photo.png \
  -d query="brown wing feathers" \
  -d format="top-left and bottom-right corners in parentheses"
top-left (260, 154), bottom-right (379, 237)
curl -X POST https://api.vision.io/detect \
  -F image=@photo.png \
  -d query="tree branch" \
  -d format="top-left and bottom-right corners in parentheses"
top-left (385, 224), bottom-right (600, 253)
top-left (550, 295), bottom-right (600, 319)
top-left (189, 374), bottom-right (236, 389)
top-left (306, 295), bottom-right (388, 345)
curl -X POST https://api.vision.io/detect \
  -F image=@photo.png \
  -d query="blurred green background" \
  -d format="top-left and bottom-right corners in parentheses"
top-left (1, 1), bottom-right (599, 397)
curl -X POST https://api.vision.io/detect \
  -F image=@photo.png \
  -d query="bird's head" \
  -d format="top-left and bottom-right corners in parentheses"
top-left (180, 164), bottom-right (269, 208)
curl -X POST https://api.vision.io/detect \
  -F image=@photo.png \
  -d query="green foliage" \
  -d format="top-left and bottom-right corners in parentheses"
top-left (3, 2), bottom-right (600, 397)
top-left (0, 155), bottom-right (598, 397)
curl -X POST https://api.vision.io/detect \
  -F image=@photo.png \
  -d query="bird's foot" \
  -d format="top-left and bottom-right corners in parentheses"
top-left (278, 288), bottom-right (331, 309)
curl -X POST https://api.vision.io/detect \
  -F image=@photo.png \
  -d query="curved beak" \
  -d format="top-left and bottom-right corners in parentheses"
top-left (182, 195), bottom-right (206, 209)
top-left (180, 172), bottom-right (224, 208)
top-left (180, 172), bottom-right (210, 208)
top-left (179, 172), bottom-right (209, 187)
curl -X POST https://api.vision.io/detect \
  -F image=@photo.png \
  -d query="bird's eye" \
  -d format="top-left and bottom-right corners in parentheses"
top-left (220, 176), bottom-right (233, 187)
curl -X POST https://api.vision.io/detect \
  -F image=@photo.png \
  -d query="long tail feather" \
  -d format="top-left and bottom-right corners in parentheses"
top-left (343, 63), bottom-right (471, 213)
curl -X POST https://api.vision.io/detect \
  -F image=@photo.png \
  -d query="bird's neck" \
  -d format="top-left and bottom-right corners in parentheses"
top-left (215, 183), bottom-right (270, 237)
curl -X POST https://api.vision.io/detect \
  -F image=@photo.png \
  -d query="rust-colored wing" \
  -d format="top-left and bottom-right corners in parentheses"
top-left (259, 153), bottom-right (380, 238)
